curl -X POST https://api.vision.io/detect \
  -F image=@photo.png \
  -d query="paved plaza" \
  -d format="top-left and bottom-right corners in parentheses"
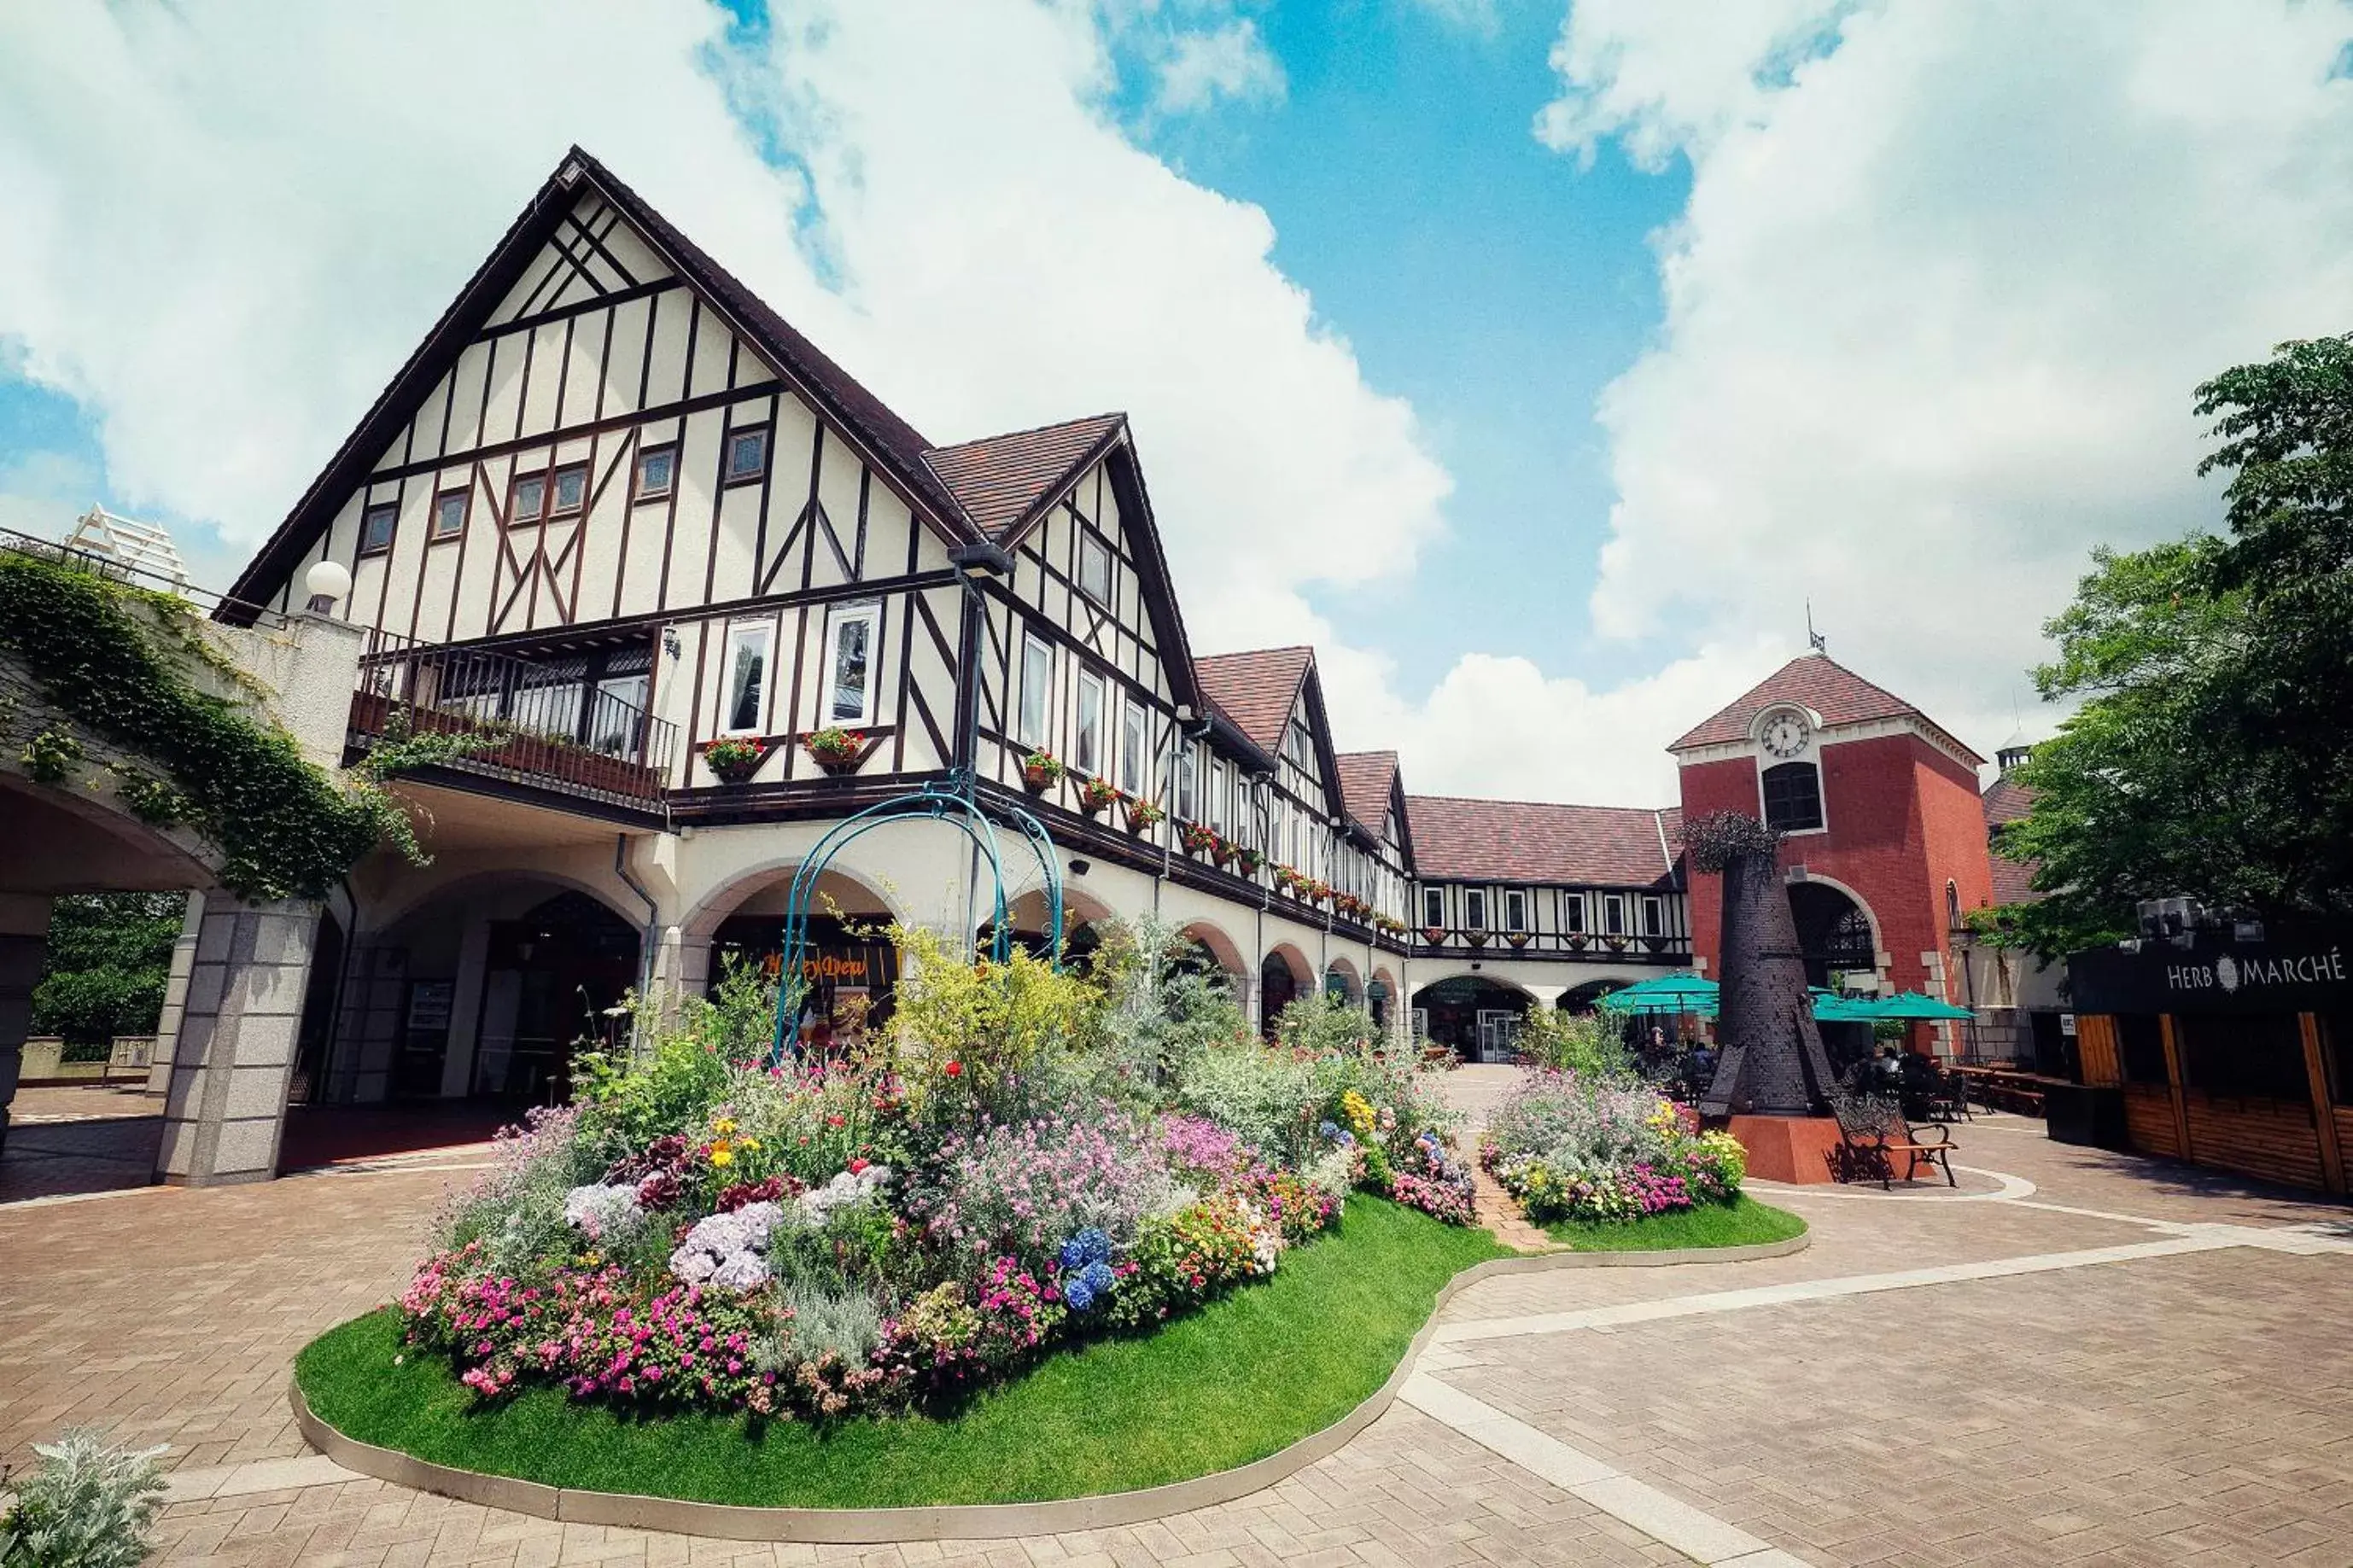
top-left (3, 1073), bottom-right (2352, 1566)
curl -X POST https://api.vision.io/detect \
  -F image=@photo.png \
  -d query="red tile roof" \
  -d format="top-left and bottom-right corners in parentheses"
top-left (1194, 647), bottom-right (1312, 755)
top-left (1335, 751), bottom-right (1399, 831)
top-left (1669, 654), bottom-right (1983, 763)
top-left (1982, 774), bottom-right (2035, 825)
top-left (925, 413), bottom-right (1127, 540)
top-left (1405, 796), bottom-right (1679, 887)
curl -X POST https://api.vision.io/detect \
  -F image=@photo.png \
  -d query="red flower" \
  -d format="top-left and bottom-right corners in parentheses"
top-left (849, 1157), bottom-right (869, 1175)
top-left (944, 1060), bottom-right (963, 1078)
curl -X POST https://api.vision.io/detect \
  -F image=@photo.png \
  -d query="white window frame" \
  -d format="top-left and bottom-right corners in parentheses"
top-left (1758, 758), bottom-right (1830, 836)
top-left (1018, 632), bottom-right (1052, 749)
top-left (823, 602), bottom-right (881, 727)
top-left (1077, 533), bottom-right (1112, 605)
top-left (1463, 889), bottom-right (1488, 930)
top-left (720, 621), bottom-right (774, 737)
top-left (1175, 748), bottom-right (1196, 820)
top-left (1504, 889), bottom-right (1527, 933)
top-left (1603, 894), bottom-right (1627, 936)
top-left (1120, 697), bottom-right (1147, 795)
top-left (1641, 895), bottom-right (1666, 937)
top-left (1074, 668), bottom-right (1106, 777)
top-left (1562, 890), bottom-right (1587, 933)
top-left (1422, 887), bottom-right (1445, 929)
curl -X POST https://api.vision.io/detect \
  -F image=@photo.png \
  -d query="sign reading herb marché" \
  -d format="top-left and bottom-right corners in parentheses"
top-left (2070, 925), bottom-right (2353, 1017)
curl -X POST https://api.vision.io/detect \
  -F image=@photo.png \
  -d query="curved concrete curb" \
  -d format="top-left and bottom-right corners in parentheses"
top-left (291, 1223), bottom-right (1809, 1542)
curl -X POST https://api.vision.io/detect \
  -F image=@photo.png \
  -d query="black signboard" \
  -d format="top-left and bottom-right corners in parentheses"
top-left (2070, 924), bottom-right (2353, 1017)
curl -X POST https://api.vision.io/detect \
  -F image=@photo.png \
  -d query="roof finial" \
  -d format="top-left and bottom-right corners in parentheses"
top-left (1805, 600), bottom-right (1827, 656)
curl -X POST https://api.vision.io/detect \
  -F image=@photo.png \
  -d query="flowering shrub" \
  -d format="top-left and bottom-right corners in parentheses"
top-left (1480, 1070), bottom-right (1747, 1225)
top-left (395, 916), bottom-right (1474, 1424)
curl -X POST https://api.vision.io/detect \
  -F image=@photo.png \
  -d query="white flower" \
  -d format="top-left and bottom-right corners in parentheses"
top-left (669, 1204), bottom-right (785, 1289)
top-left (562, 1183), bottom-right (642, 1239)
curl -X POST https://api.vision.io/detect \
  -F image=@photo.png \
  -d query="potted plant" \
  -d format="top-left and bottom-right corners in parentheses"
top-left (703, 735), bottom-right (768, 784)
top-left (1080, 776), bottom-right (1120, 817)
top-left (1505, 930), bottom-right (1531, 948)
top-left (1274, 864), bottom-right (1299, 892)
top-left (1235, 845), bottom-right (1265, 875)
top-left (1567, 931), bottom-right (1591, 951)
top-left (1422, 924), bottom-right (1447, 946)
top-left (1603, 933), bottom-right (1629, 951)
top-left (1181, 821), bottom-right (1219, 856)
top-left (802, 726), bottom-right (866, 775)
top-left (1124, 795), bottom-right (1165, 833)
top-left (1022, 749), bottom-right (1065, 794)
top-left (1465, 930), bottom-right (1489, 948)
top-left (1212, 836), bottom-right (1238, 869)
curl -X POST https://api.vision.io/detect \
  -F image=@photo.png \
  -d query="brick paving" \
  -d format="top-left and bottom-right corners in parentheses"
top-left (0, 1082), bottom-right (2348, 1565)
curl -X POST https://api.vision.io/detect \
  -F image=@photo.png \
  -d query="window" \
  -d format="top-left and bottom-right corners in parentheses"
top-left (721, 621), bottom-right (772, 736)
top-left (1078, 533), bottom-right (1112, 603)
top-left (634, 443), bottom-right (676, 504)
top-left (430, 488), bottom-right (469, 541)
top-left (2321, 1011), bottom-right (2353, 1107)
top-left (550, 461), bottom-right (589, 518)
top-left (1504, 889), bottom-right (1527, 933)
top-left (1120, 698), bottom-right (1146, 794)
top-left (1074, 670), bottom-right (1105, 776)
top-left (1422, 884), bottom-right (1442, 930)
top-left (1641, 895), bottom-right (1665, 937)
top-left (2117, 1014), bottom-right (2169, 1085)
top-left (359, 501), bottom-right (398, 557)
top-left (1562, 891), bottom-right (1586, 934)
top-left (1603, 894), bottom-right (1626, 936)
top-left (1761, 761), bottom-right (1825, 832)
top-left (825, 603), bottom-right (879, 726)
top-left (510, 469), bottom-right (548, 526)
top-left (2178, 1011), bottom-right (2309, 1101)
top-left (1018, 632), bottom-right (1052, 749)
top-left (1945, 879), bottom-right (1963, 933)
top-left (1175, 749), bottom-right (1196, 820)
top-left (724, 426), bottom-right (770, 486)
top-left (591, 674), bottom-right (650, 758)
top-left (1463, 889), bottom-right (1488, 930)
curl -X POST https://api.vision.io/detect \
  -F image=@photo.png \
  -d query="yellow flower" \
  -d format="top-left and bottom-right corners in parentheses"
top-left (710, 1146), bottom-right (734, 1168)
top-left (714, 1116), bottom-right (739, 1136)
top-left (739, 1136), bottom-right (762, 1151)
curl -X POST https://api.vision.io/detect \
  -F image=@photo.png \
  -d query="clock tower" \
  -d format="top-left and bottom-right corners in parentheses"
top-left (1667, 653), bottom-right (1996, 1053)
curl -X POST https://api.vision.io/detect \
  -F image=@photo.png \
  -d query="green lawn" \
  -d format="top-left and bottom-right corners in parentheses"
top-left (295, 1194), bottom-right (1506, 1508)
top-left (1541, 1195), bottom-right (1807, 1252)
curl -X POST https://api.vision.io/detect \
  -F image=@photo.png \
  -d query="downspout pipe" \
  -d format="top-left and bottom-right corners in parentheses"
top-left (615, 835), bottom-right (661, 1006)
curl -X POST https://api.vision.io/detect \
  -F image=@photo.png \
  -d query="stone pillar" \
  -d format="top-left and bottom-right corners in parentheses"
top-left (0, 894), bottom-right (55, 1159)
top-left (155, 893), bottom-right (322, 1186)
top-left (329, 941), bottom-right (406, 1105)
top-left (147, 890), bottom-right (205, 1095)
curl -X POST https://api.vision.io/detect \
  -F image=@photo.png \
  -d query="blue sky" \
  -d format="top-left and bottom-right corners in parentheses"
top-left (0, 0), bottom-right (1684, 687)
top-left (1116, 3), bottom-right (1688, 692)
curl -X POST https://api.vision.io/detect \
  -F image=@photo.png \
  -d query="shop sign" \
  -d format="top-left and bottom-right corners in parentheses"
top-left (2070, 925), bottom-right (2353, 1016)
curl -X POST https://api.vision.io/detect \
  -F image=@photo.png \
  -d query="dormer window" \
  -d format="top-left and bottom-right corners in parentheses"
top-left (724, 426), bottom-right (770, 487)
top-left (1761, 760), bottom-right (1825, 833)
top-left (1078, 533), bottom-right (1112, 604)
top-left (359, 501), bottom-right (398, 557)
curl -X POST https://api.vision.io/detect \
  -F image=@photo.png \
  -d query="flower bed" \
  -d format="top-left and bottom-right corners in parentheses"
top-left (1479, 1070), bottom-right (1749, 1226)
top-left (383, 924), bottom-right (1478, 1430)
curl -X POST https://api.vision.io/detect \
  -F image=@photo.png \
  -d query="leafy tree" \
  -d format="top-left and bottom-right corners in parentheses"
top-left (1989, 333), bottom-right (2353, 960)
top-left (30, 893), bottom-right (184, 1046)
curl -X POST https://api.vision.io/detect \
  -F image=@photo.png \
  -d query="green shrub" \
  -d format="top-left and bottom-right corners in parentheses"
top-left (1515, 1009), bottom-right (1633, 1081)
top-left (0, 1428), bottom-right (166, 1568)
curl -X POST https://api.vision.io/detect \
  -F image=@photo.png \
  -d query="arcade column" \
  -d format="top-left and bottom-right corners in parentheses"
top-left (0, 894), bottom-right (54, 1159)
top-left (155, 892), bottom-right (323, 1186)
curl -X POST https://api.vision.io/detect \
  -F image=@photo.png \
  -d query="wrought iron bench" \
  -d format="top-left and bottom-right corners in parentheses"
top-left (1832, 1094), bottom-right (1958, 1189)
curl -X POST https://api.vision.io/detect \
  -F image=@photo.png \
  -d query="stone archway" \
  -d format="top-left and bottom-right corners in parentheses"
top-left (1369, 965), bottom-right (1400, 1033)
top-left (683, 863), bottom-right (902, 1053)
top-left (1323, 954), bottom-right (1363, 1006)
top-left (1411, 973), bottom-right (1535, 1063)
top-left (1259, 943), bottom-right (1311, 1038)
top-left (1789, 880), bottom-right (1878, 990)
top-left (1176, 920), bottom-right (1250, 995)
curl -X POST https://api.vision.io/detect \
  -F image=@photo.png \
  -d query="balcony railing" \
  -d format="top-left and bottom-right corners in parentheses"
top-left (351, 628), bottom-right (677, 807)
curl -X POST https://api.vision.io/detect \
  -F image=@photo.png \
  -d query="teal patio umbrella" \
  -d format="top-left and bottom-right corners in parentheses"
top-left (1860, 991), bottom-right (1976, 1021)
top-left (1594, 973), bottom-right (1719, 1013)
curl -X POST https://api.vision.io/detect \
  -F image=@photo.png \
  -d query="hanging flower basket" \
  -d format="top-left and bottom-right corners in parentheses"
top-left (1465, 930), bottom-right (1489, 948)
top-left (1422, 925), bottom-right (1447, 946)
top-left (1505, 931), bottom-right (1531, 948)
top-left (1567, 932), bottom-right (1591, 951)
top-left (1124, 796), bottom-right (1165, 833)
top-left (1022, 750), bottom-right (1065, 794)
top-left (1212, 838), bottom-right (1238, 869)
top-left (1603, 934), bottom-right (1629, 951)
top-left (1181, 821), bottom-right (1219, 856)
top-left (703, 736), bottom-right (768, 784)
top-left (1235, 846), bottom-right (1266, 875)
top-left (801, 726), bottom-right (867, 776)
top-left (1079, 776), bottom-right (1120, 817)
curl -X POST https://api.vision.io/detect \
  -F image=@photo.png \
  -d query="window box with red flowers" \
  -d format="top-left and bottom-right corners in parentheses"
top-left (1180, 821), bottom-right (1220, 857)
top-left (1211, 836), bottom-right (1239, 869)
top-left (801, 726), bottom-right (869, 776)
top-left (1079, 776), bottom-right (1120, 817)
top-left (1422, 925), bottom-right (1447, 946)
top-left (1021, 749), bottom-right (1065, 794)
top-left (1124, 796), bottom-right (1165, 834)
top-left (703, 735), bottom-right (768, 784)
top-left (1274, 865), bottom-right (1301, 894)
top-left (1235, 845), bottom-right (1266, 876)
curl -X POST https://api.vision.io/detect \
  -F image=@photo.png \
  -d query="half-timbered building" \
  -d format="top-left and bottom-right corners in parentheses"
top-left (217, 148), bottom-right (1695, 1106)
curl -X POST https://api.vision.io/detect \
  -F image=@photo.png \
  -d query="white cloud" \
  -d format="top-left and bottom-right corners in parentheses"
top-left (1153, 19), bottom-right (1285, 112)
top-left (1544, 0), bottom-right (2353, 755)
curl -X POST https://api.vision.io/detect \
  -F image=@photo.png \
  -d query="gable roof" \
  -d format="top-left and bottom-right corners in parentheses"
top-left (225, 145), bottom-right (979, 614)
top-left (1194, 647), bottom-right (1312, 755)
top-left (1667, 652), bottom-right (1984, 763)
top-left (925, 413), bottom-right (1127, 541)
top-left (1335, 751), bottom-right (1398, 830)
top-left (1407, 796), bottom-right (1680, 888)
top-left (1983, 774), bottom-right (2041, 905)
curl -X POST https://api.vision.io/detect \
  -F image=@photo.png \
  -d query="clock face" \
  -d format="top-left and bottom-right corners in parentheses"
top-left (1760, 711), bottom-right (1810, 758)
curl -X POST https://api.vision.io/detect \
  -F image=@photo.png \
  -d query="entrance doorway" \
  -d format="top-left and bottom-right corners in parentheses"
top-left (1790, 881), bottom-right (1876, 990)
top-left (1412, 976), bottom-right (1533, 1062)
top-left (469, 892), bottom-right (639, 1104)
top-left (1260, 952), bottom-right (1301, 1037)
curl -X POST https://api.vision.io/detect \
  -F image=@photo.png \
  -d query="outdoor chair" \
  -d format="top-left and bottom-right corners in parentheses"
top-left (1830, 1094), bottom-right (1958, 1189)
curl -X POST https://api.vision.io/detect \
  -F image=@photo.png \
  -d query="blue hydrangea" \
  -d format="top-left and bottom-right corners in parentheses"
top-left (1082, 1259), bottom-right (1115, 1295)
top-left (1063, 1274), bottom-right (1096, 1312)
top-left (1318, 1119), bottom-right (1340, 1140)
top-left (1060, 1227), bottom-right (1112, 1272)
